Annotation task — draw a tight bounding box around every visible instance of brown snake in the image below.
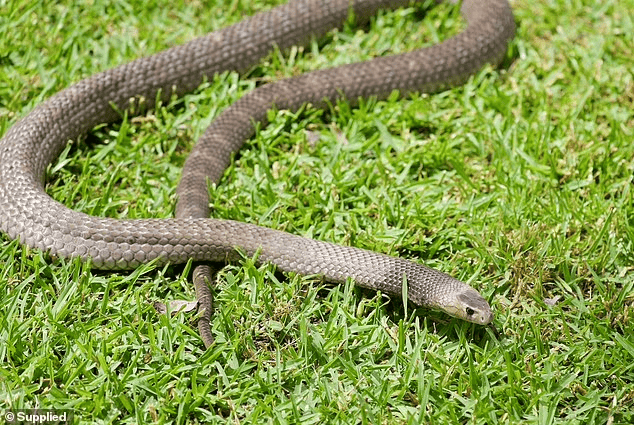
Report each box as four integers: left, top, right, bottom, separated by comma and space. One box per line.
0, 0, 515, 347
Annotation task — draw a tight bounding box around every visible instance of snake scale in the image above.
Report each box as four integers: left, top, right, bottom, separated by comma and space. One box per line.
0, 0, 515, 347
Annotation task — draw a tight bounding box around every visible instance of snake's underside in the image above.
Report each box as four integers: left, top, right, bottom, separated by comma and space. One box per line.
0, 0, 515, 347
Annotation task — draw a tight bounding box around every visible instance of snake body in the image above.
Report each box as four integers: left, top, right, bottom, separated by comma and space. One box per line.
0, 0, 515, 343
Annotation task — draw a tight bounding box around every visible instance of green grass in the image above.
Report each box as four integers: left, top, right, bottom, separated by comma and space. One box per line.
1, 0, 633, 423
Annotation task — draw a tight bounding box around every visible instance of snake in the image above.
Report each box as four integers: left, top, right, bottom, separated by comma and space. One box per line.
0, 0, 515, 347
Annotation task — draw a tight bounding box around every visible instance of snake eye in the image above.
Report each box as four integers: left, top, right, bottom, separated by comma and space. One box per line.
465, 307, 475, 317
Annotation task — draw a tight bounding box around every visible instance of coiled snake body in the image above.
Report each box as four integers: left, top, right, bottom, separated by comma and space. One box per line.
0, 0, 515, 346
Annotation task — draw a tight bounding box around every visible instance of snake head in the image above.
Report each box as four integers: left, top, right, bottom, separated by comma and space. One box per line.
401, 265, 494, 325
441, 287, 494, 325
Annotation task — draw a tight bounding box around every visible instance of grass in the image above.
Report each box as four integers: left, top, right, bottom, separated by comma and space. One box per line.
1, 0, 633, 423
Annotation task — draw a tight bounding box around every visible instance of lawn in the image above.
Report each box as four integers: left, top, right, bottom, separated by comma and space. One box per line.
1, 0, 633, 423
